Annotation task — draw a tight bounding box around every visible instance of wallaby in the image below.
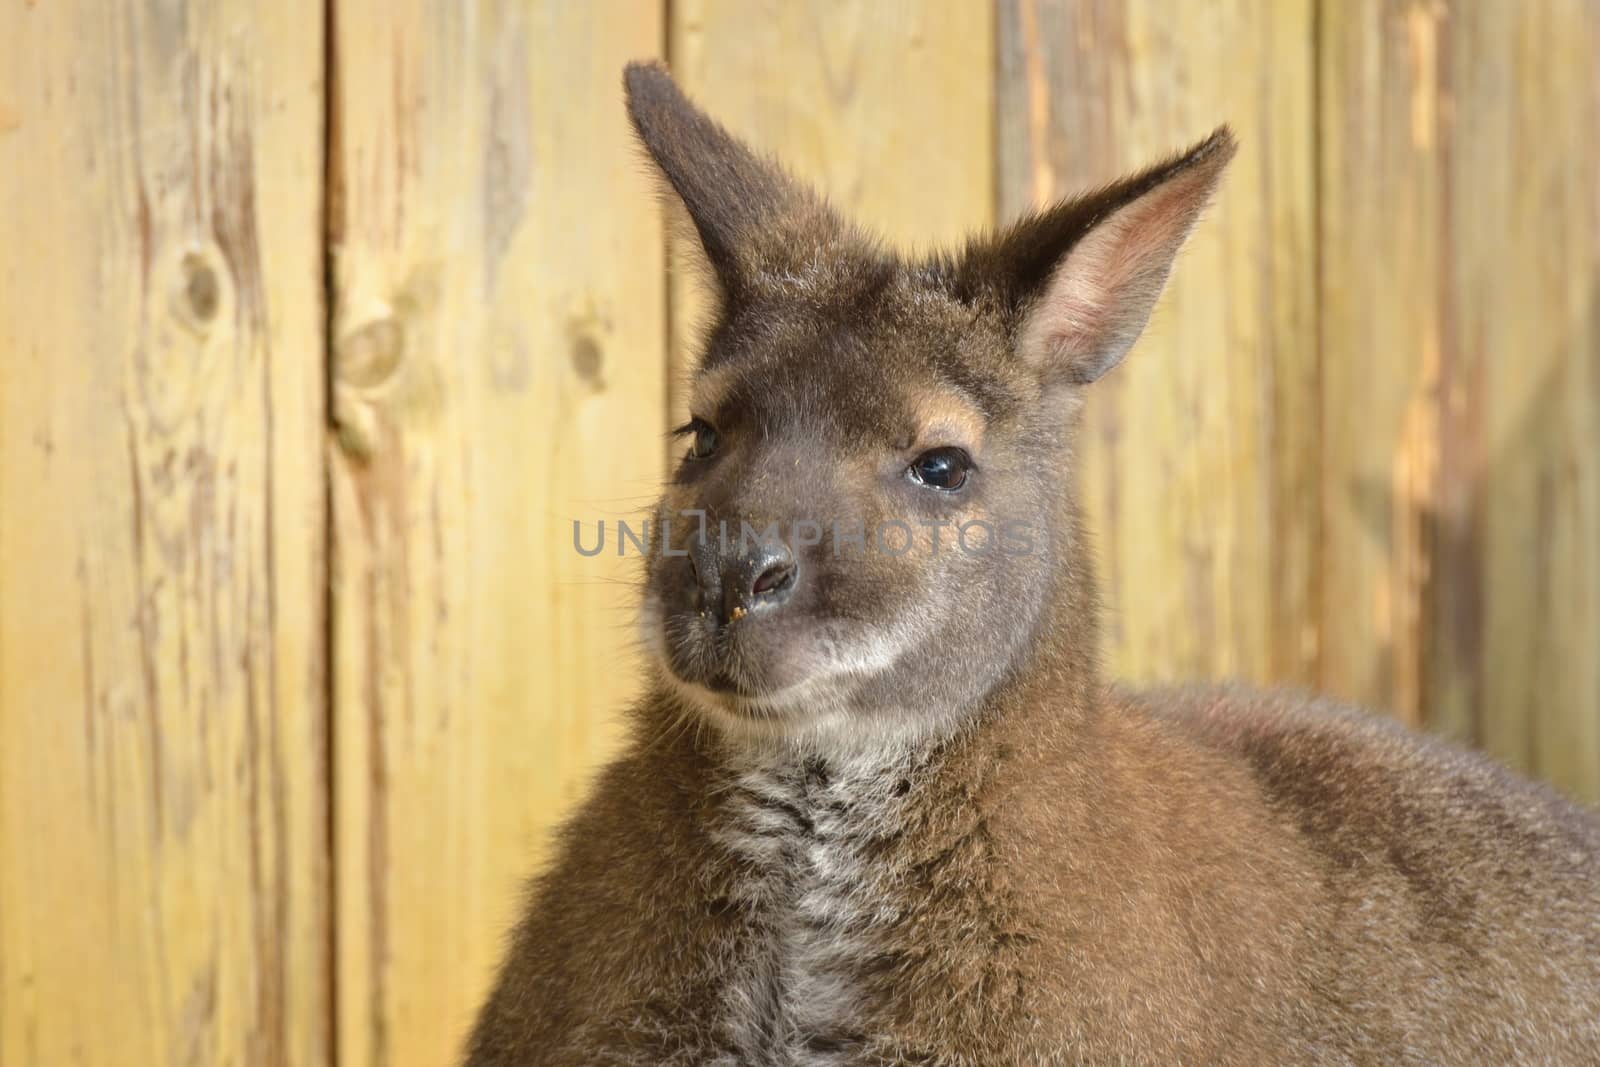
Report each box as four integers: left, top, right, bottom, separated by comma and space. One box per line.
465, 62, 1600, 1066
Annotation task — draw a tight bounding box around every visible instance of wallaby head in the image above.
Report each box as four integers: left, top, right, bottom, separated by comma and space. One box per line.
625, 62, 1235, 745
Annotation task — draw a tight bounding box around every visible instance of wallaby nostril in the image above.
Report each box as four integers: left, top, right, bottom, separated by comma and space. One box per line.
751, 560, 796, 598
711, 541, 796, 622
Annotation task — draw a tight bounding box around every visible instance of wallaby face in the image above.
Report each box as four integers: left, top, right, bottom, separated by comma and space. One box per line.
466, 63, 1600, 1067
631, 63, 1233, 743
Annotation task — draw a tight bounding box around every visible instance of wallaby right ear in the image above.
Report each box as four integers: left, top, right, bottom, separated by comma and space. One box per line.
623, 61, 829, 295
959, 128, 1236, 387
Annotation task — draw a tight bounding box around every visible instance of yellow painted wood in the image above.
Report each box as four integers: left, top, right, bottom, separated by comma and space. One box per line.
667, 0, 996, 420
997, 0, 1320, 688
327, 3, 667, 1064
0, 2, 329, 1065
1320, 0, 1600, 799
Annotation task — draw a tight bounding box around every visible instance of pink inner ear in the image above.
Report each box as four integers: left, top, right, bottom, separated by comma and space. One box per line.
1019, 162, 1226, 383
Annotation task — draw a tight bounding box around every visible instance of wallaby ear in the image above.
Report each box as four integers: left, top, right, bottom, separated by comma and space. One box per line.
972, 128, 1237, 386
623, 61, 831, 295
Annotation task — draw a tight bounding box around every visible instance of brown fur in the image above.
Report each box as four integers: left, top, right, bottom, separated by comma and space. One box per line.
465, 63, 1600, 1065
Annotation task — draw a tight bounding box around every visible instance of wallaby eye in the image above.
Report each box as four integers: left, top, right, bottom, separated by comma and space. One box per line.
674, 417, 720, 461
908, 447, 971, 491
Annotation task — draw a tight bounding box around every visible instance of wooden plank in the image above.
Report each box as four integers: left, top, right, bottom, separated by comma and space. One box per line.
667, 0, 996, 420
0, 3, 329, 1065
997, 0, 1320, 688
1319, 0, 1600, 800
1317, 0, 1443, 733
326, 3, 667, 1064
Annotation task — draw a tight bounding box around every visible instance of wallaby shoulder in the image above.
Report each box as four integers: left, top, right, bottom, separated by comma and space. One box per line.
464, 728, 735, 1066
1125, 681, 1600, 862
1112, 681, 1600, 1060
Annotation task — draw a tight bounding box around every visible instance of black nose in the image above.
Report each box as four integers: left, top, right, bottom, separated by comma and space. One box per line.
688, 535, 798, 624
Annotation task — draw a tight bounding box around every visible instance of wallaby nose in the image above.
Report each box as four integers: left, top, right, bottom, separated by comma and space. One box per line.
724, 541, 797, 619
688, 535, 797, 623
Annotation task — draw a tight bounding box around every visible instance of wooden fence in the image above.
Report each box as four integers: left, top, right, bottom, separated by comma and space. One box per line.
2, 1, 1596, 1064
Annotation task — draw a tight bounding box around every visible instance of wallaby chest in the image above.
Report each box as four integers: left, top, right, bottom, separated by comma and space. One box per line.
706, 750, 911, 1066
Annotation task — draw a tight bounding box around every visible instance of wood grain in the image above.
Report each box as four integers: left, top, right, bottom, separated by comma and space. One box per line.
326, 3, 667, 1064
0, 2, 329, 1065
667, 0, 996, 420
1319, 0, 1600, 799
997, 0, 1321, 688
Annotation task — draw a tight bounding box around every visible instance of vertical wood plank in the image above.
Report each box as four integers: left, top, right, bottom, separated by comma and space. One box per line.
327, 3, 667, 1064
1317, 0, 1442, 733
0, 3, 329, 1065
997, 0, 1321, 688
1319, 0, 1600, 799
667, 0, 996, 420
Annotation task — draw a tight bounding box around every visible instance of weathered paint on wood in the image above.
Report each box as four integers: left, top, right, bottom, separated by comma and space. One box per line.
997, 0, 1321, 689
667, 0, 996, 419
326, 3, 666, 1065
0, 2, 329, 1065
1319, 0, 1600, 800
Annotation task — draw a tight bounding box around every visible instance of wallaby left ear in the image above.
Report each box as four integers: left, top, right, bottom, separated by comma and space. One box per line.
623, 61, 838, 299
972, 127, 1236, 386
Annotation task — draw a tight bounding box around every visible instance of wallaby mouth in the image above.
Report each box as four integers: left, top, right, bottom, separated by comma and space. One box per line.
649, 542, 827, 713
641, 517, 919, 727
700, 671, 746, 697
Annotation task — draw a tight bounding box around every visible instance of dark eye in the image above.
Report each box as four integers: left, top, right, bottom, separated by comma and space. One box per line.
675, 417, 719, 461
908, 447, 971, 491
